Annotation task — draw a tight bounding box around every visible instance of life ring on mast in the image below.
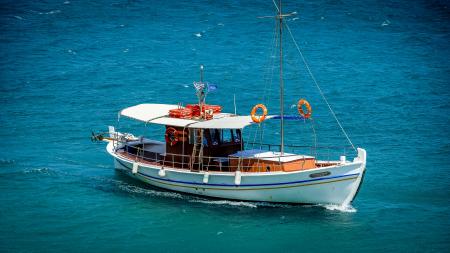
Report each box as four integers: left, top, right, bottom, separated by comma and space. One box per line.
251, 104, 268, 123
297, 99, 312, 119
165, 127, 179, 146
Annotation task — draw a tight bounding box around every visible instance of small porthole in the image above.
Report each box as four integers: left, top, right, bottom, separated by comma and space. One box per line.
266, 166, 271, 172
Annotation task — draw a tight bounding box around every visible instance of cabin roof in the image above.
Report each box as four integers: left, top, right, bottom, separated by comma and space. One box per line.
119, 103, 274, 129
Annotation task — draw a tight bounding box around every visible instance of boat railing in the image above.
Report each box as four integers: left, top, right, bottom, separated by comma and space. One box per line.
116, 142, 355, 173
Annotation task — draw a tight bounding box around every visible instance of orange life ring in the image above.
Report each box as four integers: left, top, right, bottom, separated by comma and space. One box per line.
165, 127, 188, 146
251, 104, 268, 123
165, 127, 178, 146
297, 99, 312, 119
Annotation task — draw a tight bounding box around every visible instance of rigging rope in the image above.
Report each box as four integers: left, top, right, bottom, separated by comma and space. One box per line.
257, 13, 279, 150
271, 0, 356, 151
284, 23, 356, 151
272, 0, 280, 12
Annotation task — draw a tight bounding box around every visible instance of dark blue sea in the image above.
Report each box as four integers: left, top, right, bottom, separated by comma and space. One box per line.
1, 0, 449, 252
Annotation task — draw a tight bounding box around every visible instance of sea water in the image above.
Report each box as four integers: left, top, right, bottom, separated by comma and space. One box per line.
0, 0, 449, 252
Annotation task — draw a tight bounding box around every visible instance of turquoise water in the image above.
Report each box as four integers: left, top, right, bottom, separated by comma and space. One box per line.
1, 0, 449, 252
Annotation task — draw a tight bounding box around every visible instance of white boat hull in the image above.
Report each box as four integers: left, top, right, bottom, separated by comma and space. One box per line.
107, 142, 366, 205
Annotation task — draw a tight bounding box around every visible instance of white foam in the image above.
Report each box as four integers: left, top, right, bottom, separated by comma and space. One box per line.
189, 199, 258, 208
320, 204, 357, 213
116, 183, 184, 199
251, 202, 292, 208
0, 159, 15, 164
23, 167, 54, 175
189, 199, 294, 208
38, 10, 61, 15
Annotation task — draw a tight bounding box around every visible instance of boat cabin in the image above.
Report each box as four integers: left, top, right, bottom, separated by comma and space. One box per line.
115, 103, 317, 173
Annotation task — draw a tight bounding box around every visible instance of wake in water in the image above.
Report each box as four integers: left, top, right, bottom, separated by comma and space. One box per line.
13, 162, 357, 213
188, 199, 303, 209
319, 204, 357, 213
27, 9, 62, 15
24, 166, 357, 212
0, 159, 15, 165
115, 181, 184, 200
189, 199, 258, 208
23, 167, 55, 175
189, 199, 357, 212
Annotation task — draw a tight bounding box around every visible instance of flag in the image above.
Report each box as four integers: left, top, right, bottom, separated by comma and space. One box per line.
207, 83, 218, 93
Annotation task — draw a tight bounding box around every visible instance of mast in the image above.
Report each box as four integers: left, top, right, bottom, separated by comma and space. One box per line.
198, 65, 205, 119
278, 0, 284, 154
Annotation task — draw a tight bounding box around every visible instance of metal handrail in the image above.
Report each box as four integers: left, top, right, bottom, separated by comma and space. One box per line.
116, 145, 350, 173
113, 139, 356, 161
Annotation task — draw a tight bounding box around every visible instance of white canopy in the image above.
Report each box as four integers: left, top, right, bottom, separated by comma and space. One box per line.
119, 104, 180, 122
119, 103, 274, 129
190, 115, 255, 129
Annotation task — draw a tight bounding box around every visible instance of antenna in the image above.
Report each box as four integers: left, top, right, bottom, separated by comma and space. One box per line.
233, 93, 237, 115
200, 64, 204, 83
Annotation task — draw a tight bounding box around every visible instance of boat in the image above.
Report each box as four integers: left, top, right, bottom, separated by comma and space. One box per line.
92, 1, 366, 205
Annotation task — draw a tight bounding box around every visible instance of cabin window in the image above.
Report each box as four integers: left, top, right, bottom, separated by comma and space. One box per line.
203, 131, 209, 147
235, 129, 242, 143
189, 129, 196, 144
211, 129, 220, 146
221, 129, 234, 143
190, 129, 241, 145
189, 129, 209, 146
